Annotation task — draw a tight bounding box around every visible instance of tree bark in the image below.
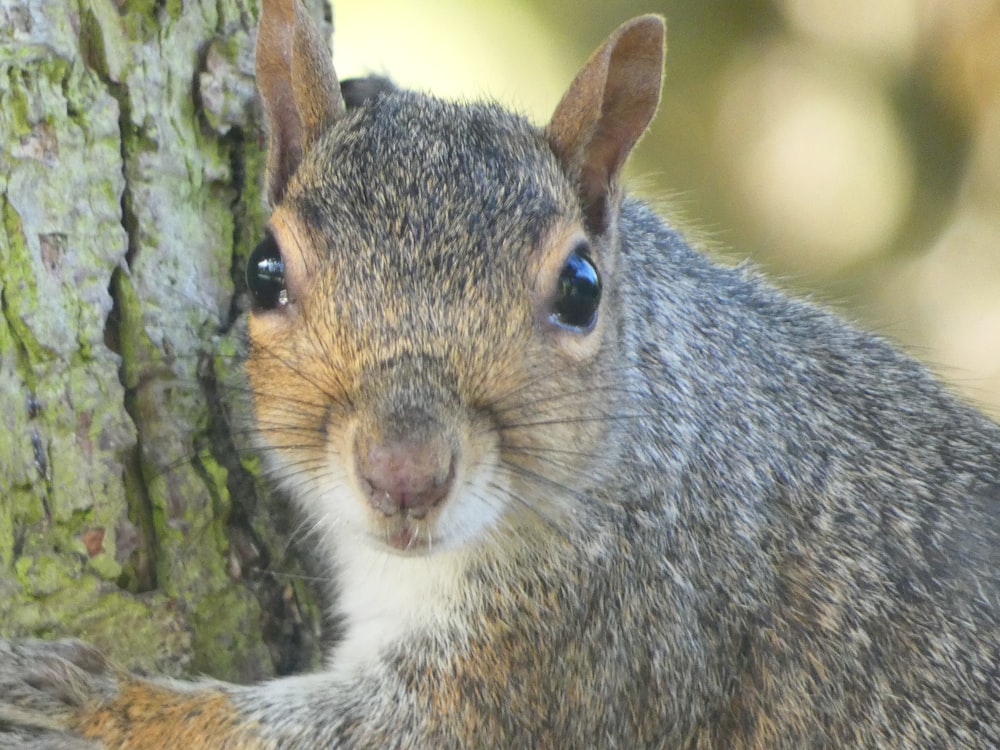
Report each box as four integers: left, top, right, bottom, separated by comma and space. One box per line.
0, 0, 324, 681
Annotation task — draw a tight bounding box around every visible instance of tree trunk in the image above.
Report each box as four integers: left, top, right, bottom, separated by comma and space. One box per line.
0, 0, 324, 681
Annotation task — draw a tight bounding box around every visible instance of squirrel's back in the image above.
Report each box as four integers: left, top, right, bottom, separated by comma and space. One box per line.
613, 198, 1000, 744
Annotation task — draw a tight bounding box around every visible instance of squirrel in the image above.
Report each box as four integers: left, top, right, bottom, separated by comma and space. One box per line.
1, 0, 999, 747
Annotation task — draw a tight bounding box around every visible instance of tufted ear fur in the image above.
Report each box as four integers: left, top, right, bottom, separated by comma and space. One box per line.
546, 16, 665, 236
256, 0, 346, 204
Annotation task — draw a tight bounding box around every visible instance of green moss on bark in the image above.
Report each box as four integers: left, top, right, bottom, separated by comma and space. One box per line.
1, 0, 321, 685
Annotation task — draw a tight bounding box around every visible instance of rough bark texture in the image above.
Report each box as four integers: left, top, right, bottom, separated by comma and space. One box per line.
0, 0, 325, 681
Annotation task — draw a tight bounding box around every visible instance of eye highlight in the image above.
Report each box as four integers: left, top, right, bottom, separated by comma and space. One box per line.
550, 242, 601, 332
247, 233, 287, 310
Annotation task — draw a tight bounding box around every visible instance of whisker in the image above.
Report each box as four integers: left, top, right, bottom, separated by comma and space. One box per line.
479, 480, 568, 541
499, 413, 650, 431
496, 458, 597, 509
485, 360, 638, 411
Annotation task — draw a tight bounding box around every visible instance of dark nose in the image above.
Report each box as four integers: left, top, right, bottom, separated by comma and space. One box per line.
356, 436, 456, 517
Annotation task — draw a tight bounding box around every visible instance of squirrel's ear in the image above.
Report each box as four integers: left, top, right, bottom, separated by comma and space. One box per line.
256, 0, 346, 204
546, 16, 665, 236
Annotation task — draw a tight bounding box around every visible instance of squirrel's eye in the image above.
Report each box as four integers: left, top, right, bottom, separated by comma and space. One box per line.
247, 233, 286, 310
551, 243, 601, 331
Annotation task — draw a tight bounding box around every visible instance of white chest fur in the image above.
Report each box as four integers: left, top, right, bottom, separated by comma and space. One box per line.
325, 535, 469, 678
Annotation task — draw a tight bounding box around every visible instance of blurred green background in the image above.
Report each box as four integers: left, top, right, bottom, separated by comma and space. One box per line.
331, 0, 1000, 417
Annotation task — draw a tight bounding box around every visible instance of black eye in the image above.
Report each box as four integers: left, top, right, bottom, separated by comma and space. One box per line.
551, 243, 601, 331
247, 233, 286, 310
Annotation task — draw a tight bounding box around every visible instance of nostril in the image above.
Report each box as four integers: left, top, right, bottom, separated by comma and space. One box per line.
363, 480, 399, 517
356, 437, 456, 517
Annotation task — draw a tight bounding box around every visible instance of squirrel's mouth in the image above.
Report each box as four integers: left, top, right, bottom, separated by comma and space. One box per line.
372, 516, 439, 555
386, 526, 418, 551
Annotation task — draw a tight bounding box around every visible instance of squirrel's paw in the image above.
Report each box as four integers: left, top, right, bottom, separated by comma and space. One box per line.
0, 638, 116, 749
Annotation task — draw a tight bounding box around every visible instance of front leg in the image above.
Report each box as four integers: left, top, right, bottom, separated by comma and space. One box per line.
0, 638, 430, 749
221, 663, 432, 749
0, 639, 267, 749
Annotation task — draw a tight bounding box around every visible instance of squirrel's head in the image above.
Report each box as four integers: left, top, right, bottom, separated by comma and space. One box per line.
247, 0, 664, 557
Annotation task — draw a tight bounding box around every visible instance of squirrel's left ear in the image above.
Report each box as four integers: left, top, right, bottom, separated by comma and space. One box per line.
546, 16, 665, 236
256, 0, 346, 205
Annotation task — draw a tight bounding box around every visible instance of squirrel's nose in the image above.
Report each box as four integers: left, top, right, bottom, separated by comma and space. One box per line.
356, 436, 456, 517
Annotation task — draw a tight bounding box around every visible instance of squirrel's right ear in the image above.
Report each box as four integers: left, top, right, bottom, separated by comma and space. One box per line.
546, 16, 665, 236
256, 0, 346, 204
